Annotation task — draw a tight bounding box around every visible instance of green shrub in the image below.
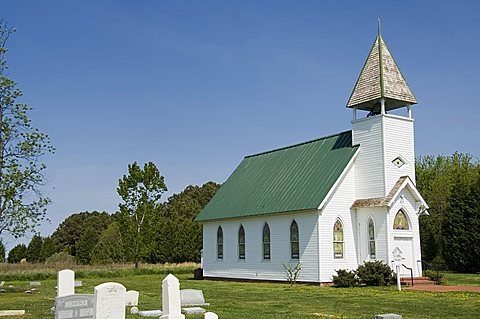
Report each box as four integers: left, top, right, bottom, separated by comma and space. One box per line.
45, 252, 76, 265
332, 269, 358, 287
424, 269, 445, 284
356, 261, 395, 286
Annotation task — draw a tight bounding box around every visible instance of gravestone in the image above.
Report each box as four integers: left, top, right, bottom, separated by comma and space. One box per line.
375, 314, 402, 319
138, 310, 163, 317
93, 282, 126, 319
54, 294, 94, 319
0, 281, 4, 287
0, 310, 26, 316
75, 281, 83, 288
125, 290, 139, 306
204, 312, 218, 319
58, 270, 75, 297
180, 289, 210, 306
182, 307, 205, 315
29, 282, 41, 286
160, 274, 185, 319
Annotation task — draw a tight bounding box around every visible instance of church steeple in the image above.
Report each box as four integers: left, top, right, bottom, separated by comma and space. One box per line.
347, 21, 417, 112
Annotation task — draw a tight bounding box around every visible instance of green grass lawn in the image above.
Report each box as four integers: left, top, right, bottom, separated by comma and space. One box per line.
1, 271, 479, 319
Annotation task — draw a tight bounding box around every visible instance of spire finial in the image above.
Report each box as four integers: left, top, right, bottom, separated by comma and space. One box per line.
378, 17, 381, 37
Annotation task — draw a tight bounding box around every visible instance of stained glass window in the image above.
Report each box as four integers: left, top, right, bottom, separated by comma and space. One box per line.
290, 221, 299, 260
368, 218, 376, 259
238, 225, 245, 259
263, 223, 270, 260
217, 226, 223, 259
333, 219, 344, 259
393, 210, 409, 230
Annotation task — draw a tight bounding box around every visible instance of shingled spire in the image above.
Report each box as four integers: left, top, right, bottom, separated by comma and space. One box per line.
347, 22, 417, 112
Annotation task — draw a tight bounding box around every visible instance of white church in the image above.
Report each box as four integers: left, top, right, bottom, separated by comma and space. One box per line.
196, 29, 429, 283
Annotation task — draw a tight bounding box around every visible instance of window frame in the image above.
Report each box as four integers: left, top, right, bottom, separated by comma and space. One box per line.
290, 220, 299, 260
333, 218, 344, 259
393, 209, 410, 230
262, 223, 271, 260
238, 225, 246, 260
367, 217, 376, 259
217, 226, 223, 260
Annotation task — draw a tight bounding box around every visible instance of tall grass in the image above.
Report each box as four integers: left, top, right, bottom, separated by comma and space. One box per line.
0, 262, 199, 281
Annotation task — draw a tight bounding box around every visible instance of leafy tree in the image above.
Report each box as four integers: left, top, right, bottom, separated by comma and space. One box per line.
26, 234, 43, 262
51, 211, 111, 256
416, 153, 479, 264
92, 222, 125, 264
7, 243, 26, 263
442, 171, 480, 272
117, 162, 167, 269
163, 181, 221, 220
75, 226, 99, 265
0, 20, 54, 239
39, 236, 57, 262
0, 239, 5, 262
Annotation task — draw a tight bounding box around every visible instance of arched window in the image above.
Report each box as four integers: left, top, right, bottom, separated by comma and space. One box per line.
238, 225, 245, 260
393, 210, 410, 230
290, 220, 299, 260
367, 217, 376, 259
262, 223, 271, 260
217, 226, 223, 259
333, 219, 344, 259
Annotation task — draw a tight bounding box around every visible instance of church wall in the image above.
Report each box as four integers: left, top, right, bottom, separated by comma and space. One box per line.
202, 210, 319, 282
383, 115, 415, 191
387, 188, 422, 277
355, 207, 388, 264
352, 115, 385, 198
318, 164, 359, 282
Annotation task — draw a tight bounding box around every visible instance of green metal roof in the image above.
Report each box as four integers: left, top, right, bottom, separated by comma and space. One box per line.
196, 131, 359, 221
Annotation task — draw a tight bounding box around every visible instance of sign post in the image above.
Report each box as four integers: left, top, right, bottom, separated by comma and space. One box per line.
392, 247, 403, 291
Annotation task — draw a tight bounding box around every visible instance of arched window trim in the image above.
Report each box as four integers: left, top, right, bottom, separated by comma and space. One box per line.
262, 223, 271, 260
333, 218, 344, 259
238, 225, 245, 260
217, 226, 223, 259
290, 220, 299, 260
393, 209, 411, 230
367, 217, 376, 259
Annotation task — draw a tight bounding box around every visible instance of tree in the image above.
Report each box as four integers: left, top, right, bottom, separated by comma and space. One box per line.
7, 243, 26, 263
75, 226, 98, 264
39, 236, 57, 262
117, 162, 167, 269
92, 222, 125, 264
0, 20, 54, 239
26, 234, 43, 262
0, 239, 5, 262
163, 181, 221, 220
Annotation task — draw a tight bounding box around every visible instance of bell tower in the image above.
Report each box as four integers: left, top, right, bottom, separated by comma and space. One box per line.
348, 21, 418, 198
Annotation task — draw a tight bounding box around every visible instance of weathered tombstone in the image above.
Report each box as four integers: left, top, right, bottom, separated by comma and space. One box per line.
160, 274, 185, 319
29, 281, 41, 286
93, 282, 126, 319
75, 281, 83, 288
180, 289, 209, 306
58, 270, 75, 297
182, 307, 205, 315
0, 310, 26, 316
0, 281, 4, 287
375, 314, 402, 319
138, 310, 163, 317
125, 290, 139, 306
54, 294, 94, 319
204, 312, 218, 319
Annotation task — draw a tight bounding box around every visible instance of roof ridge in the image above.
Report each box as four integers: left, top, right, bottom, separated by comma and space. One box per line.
244, 130, 352, 159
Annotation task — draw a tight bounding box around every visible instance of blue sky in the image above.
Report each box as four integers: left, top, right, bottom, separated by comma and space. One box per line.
2, 1, 479, 249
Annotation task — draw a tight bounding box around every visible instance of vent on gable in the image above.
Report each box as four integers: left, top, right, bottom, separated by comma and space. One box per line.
392, 156, 407, 168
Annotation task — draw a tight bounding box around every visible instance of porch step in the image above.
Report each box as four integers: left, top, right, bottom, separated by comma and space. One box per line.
400, 277, 436, 287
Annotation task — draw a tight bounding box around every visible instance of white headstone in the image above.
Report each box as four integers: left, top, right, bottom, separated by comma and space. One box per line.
160, 274, 185, 319
57, 270, 75, 297
125, 290, 139, 306
93, 282, 126, 319
204, 312, 218, 319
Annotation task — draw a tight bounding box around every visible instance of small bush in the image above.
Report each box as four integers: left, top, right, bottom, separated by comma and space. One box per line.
424, 269, 444, 284
332, 269, 358, 287
356, 261, 395, 286
45, 252, 76, 265
283, 262, 302, 285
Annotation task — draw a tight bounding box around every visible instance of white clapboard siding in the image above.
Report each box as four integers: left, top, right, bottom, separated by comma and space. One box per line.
355, 207, 388, 264
387, 187, 422, 277
203, 210, 319, 282
383, 115, 415, 191
318, 164, 359, 282
352, 116, 385, 198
